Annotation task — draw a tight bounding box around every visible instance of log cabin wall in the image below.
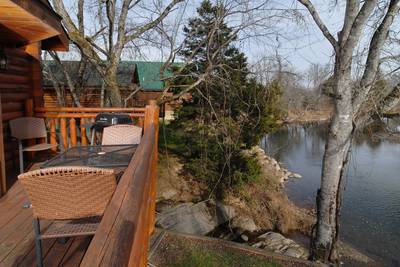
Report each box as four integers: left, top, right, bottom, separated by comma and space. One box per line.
43, 88, 175, 113
43, 87, 167, 108
0, 0, 68, 195
0, 47, 37, 187
43, 87, 134, 107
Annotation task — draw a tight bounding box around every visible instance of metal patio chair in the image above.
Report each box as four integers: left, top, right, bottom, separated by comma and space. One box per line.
9, 117, 57, 174
18, 166, 116, 267
101, 124, 142, 145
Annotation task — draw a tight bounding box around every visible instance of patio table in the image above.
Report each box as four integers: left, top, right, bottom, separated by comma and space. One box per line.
41, 144, 138, 169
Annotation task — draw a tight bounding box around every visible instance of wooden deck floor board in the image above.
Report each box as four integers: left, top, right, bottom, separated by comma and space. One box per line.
43, 238, 75, 267
14, 238, 57, 267
0, 182, 92, 267
0, 214, 33, 262
0, 209, 32, 244
0, 190, 28, 229
1, 221, 53, 266
59, 237, 92, 267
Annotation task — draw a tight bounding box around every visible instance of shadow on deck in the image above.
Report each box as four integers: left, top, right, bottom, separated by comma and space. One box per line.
0, 181, 92, 267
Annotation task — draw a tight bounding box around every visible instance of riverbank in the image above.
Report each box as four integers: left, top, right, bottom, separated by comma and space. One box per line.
284, 107, 332, 124
156, 146, 373, 265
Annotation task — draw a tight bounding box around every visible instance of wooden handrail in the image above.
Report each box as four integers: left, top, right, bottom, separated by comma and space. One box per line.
35, 107, 146, 113
35, 106, 146, 149
81, 102, 159, 266
35, 113, 144, 118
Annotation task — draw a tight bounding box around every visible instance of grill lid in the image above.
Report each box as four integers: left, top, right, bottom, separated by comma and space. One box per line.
92, 113, 132, 131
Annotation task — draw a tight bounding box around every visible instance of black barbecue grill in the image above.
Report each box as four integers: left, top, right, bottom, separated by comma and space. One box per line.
91, 113, 133, 144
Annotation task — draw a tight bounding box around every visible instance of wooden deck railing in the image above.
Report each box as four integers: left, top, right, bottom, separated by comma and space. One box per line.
79, 102, 159, 266
30, 102, 159, 266
34, 106, 146, 149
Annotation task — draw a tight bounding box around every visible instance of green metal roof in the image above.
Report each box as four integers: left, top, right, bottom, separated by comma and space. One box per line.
131, 61, 174, 91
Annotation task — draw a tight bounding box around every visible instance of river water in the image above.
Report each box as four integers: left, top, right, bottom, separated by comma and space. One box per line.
262, 123, 400, 266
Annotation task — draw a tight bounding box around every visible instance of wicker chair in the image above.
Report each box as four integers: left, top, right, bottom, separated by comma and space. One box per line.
18, 167, 116, 267
101, 124, 142, 145
9, 117, 57, 174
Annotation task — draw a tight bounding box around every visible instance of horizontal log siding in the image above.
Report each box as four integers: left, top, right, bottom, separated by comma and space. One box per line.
43, 87, 164, 108
0, 47, 34, 182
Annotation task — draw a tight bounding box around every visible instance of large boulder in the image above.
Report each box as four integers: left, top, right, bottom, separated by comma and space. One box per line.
253, 232, 309, 260
231, 216, 258, 233
156, 202, 235, 235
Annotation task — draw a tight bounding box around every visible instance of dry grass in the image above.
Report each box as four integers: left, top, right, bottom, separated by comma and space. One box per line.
224, 152, 315, 235
286, 107, 333, 124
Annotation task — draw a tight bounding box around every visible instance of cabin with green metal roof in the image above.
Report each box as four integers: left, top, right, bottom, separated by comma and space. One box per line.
42, 61, 175, 107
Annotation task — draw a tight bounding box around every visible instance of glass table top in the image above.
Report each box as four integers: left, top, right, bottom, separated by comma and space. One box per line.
41, 145, 138, 168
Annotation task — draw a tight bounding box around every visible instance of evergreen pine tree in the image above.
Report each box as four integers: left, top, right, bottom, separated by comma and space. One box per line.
165, 0, 283, 195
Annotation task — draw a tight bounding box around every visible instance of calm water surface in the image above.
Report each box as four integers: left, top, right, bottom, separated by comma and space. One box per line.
262, 124, 400, 266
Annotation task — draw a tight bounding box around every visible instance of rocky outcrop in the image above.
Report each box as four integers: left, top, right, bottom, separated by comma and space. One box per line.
250, 146, 302, 184
156, 201, 235, 236
231, 216, 258, 233
252, 232, 309, 260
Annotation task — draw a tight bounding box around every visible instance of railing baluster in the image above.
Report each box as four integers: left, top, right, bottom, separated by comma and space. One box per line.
80, 118, 88, 146
34, 107, 147, 151
70, 118, 77, 147
49, 119, 57, 152
60, 118, 68, 150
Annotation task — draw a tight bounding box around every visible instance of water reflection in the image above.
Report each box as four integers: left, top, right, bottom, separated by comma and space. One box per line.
262, 122, 400, 266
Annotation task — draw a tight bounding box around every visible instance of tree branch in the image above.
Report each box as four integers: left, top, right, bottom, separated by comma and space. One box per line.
354, 0, 400, 113
342, 0, 377, 57
125, 0, 184, 44
52, 0, 106, 76
49, 51, 82, 107
339, 0, 359, 44
297, 0, 339, 52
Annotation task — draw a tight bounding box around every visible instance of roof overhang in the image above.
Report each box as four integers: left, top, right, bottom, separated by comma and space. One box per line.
0, 0, 68, 51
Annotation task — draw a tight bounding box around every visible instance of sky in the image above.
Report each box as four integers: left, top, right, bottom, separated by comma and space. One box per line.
241, 0, 344, 70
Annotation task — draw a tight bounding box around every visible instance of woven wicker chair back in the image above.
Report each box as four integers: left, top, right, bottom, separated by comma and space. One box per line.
18, 167, 116, 220
101, 124, 142, 145
9, 117, 47, 140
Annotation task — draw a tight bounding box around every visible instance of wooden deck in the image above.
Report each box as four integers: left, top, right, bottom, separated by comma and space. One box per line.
0, 181, 92, 267
0, 103, 159, 266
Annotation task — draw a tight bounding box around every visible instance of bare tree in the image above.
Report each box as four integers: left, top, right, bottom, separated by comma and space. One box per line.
157, 0, 293, 104
297, 0, 400, 263
51, 0, 184, 106
48, 51, 83, 107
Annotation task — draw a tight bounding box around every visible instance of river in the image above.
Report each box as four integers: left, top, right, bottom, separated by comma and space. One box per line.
262, 123, 400, 267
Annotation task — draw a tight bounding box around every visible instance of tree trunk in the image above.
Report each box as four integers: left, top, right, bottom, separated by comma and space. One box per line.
103, 69, 122, 107
100, 82, 105, 108
310, 56, 353, 263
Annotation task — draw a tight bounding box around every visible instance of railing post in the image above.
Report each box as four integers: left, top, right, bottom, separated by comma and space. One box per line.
144, 100, 159, 133
144, 100, 159, 236
25, 99, 37, 158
